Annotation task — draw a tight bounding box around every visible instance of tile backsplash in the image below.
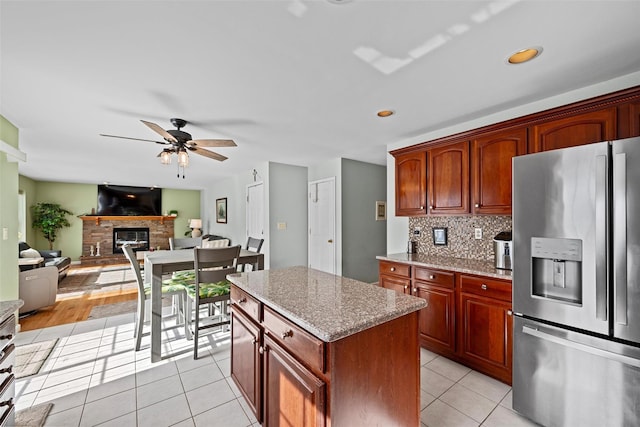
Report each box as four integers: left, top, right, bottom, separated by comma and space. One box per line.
408, 215, 512, 261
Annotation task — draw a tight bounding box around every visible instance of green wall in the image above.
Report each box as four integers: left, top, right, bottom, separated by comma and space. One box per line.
0, 115, 20, 301
16, 180, 201, 260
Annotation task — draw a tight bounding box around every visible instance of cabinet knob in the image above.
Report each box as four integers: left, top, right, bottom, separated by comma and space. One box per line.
429, 275, 435, 280
429, 205, 433, 210
475, 203, 480, 208
258, 346, 265, 354
481, 284, 488, 290
390, 267, 396, 272
413, 288, 417, 293
507, 310, 513, 316
281, 329, 293, 339
403, 285, 409, 290
251, 337, 258, 345
420, 206, 424, 209
238, 297, 247, 304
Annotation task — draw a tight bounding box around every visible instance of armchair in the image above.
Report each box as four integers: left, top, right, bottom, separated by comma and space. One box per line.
19, 266, 58, 315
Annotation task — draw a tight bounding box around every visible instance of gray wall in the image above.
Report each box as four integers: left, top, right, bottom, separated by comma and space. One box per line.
269, 162, 308, 269
341, 159, 386, 283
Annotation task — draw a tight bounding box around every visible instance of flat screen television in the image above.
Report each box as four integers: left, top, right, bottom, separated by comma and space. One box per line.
96, 185, 162, 216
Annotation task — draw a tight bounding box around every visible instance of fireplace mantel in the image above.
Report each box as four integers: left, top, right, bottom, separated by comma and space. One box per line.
79, 215, 176, 226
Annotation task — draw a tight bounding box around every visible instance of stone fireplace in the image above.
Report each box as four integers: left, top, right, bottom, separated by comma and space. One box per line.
80, 215, 175, 265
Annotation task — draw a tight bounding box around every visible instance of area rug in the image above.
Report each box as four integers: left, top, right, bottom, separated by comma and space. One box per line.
57, 265, 137, 295
15, 339, 58, 379
15, 403, 53, 427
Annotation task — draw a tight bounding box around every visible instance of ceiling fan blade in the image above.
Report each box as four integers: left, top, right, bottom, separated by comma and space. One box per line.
188, 138, 237, 148
141, 120, 178, 143
190, 147, 228, 162
100, 134, 168, 145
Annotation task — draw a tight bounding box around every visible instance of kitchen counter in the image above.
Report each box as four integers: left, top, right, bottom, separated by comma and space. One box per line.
227, 265, 426, 342
377, 253, 512, 281
0, 300, 23, 320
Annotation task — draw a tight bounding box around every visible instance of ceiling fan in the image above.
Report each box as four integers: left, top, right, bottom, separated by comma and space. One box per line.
100, 118, 236, 178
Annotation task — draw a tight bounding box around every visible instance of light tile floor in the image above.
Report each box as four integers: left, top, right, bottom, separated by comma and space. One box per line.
15, 309, 539, 427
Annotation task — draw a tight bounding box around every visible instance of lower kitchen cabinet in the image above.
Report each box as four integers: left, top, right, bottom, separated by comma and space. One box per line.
231, 308, 262, 422
378, 261, 514, 384
458, 274, 513, 385
413, 267, 456, 356
263, 335, 326, 427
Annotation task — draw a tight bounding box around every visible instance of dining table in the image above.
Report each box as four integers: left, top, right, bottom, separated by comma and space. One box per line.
143, 248, 264, 362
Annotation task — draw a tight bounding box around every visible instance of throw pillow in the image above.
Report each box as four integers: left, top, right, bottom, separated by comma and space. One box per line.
20, 248, 42, 258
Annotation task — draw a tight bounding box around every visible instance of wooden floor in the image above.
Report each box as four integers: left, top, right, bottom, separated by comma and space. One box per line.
19, 264, 138, 332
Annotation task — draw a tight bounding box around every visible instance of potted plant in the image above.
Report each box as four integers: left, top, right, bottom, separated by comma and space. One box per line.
31, 202, 73, 250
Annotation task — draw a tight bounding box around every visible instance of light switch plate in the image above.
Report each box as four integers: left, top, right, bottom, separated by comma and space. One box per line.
474, 228, 482, 239
277, 222, 287, 230
2, 228, 8, 240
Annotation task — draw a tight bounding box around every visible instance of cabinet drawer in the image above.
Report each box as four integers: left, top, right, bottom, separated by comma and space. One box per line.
0, 317, 15, 351
231, 286, 261, 323
379, 261, 410, 278
0, 345, 13, 390
263, 306, 325, 374
460, 275, 512, 302
0, 375, 13, 426
414, 267, 454, 288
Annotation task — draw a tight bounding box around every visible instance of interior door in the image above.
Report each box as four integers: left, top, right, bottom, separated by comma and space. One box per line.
308, 178, 335, 274
246, 182, 264, 243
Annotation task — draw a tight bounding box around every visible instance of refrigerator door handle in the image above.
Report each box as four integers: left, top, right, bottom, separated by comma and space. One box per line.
613, 152, 628, 326
595, 154, 608, 321
522, 324, 640, 368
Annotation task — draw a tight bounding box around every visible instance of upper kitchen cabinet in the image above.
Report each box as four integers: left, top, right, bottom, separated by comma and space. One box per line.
530, 108, 616, 153
471, 128, 527, 215
395, 151, 427, 216
427, 141, 469, 215
617, 100, 640, 139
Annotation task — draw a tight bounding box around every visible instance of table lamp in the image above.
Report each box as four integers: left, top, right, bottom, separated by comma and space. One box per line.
189, 219, 202, 238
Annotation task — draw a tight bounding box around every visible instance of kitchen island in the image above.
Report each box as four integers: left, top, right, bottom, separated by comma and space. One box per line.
227, 266, 427, 427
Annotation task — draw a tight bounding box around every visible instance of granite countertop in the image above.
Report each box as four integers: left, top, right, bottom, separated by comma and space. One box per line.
0, 300, 23, 320
227, 266, 426, 343
376, 253, 512, 281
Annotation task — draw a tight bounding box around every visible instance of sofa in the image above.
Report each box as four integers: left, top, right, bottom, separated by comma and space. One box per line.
18, 241, 71, 280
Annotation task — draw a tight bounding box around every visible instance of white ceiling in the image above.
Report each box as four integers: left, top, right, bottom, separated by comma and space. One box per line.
2, 0, 640, 190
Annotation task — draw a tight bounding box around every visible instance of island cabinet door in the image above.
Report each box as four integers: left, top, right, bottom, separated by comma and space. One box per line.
263, 335, 326, 427
231, 307, 263, 422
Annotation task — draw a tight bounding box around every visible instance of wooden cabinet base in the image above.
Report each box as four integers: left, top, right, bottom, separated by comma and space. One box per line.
231, 285, 422, 427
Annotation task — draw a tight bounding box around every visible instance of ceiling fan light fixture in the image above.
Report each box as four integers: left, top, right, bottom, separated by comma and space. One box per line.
160, 150, 172, 165
177, 149, 189, 167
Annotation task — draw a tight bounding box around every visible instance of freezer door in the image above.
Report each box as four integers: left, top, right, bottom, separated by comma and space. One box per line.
612, 136, 640, 343
513, 317, 640, 427
513, 142, 609, 335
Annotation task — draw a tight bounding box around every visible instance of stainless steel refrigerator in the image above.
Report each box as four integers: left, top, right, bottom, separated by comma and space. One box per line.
512, 137, 640, 427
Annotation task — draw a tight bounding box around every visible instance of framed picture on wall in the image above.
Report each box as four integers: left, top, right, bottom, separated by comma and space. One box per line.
216, 198, 227, 223
432, 227, 448, 245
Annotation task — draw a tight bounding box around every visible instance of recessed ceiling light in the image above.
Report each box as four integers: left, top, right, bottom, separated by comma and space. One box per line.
507, 47, 542, 64
377, 110, 394, 118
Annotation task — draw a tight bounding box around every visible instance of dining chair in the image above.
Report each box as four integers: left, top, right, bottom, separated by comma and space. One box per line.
240, 236, 264, 272
185, 245, 240, 359
168, 236, 203, 250
122, 244, 188, 351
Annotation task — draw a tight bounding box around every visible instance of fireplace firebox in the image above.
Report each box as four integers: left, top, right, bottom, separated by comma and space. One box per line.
113, 227, 149, 254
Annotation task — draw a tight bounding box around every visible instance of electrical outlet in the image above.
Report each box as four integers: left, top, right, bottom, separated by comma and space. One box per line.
413, 228, 421, 237
474, 228, 482, 239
